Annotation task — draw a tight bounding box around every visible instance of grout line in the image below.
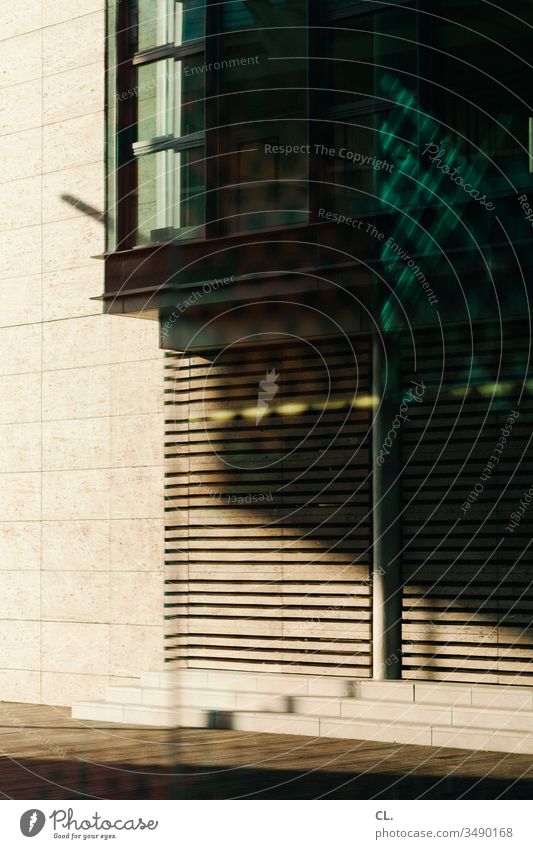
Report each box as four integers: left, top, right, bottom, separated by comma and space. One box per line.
0, 8, 107, 45
0, 158, 103, 189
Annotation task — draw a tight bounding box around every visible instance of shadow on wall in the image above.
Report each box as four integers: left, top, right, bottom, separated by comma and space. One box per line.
164, 336, 375, 677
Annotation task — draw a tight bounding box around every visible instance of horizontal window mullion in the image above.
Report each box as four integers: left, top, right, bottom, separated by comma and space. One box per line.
133, 38, 205, 66
327, 100, 392, 119
133, 131, 205, 156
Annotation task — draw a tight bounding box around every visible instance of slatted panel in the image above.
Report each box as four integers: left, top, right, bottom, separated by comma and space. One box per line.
164, 337, 373, 675
401, 321, 533, 684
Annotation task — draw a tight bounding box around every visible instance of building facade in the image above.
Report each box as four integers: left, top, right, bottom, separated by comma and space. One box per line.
2, 0, 533, 748
0, 2, 166, 707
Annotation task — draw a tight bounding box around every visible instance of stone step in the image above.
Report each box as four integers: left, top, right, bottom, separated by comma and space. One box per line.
72, 689, 533, 752
105, 685, 180, 707
72, 699, 178, 727
151, 668, 533, 710
178, 690, 533, 733
179, 709, 533, 755
140, 671, 181, 690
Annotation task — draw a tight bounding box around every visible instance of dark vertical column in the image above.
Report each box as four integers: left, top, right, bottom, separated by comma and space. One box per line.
115, 0, 137, 250
372, 330, 403, 679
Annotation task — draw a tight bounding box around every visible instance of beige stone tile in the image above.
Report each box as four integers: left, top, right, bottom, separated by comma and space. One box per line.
43, 163, 104, 224
111, 413, 163, 468
0, 128, 42, 184
0, 473, 41, 521
0, 79, 42, 136
0, 671, 41, 703
0, 31, 42, 89
42, 469, 110, 520
110, 625, 164, 677
42, 365, 110, 421
43, 0, 105, 28
0, 571, 40, 619
43, 216, 104, 274
109, 315, 162, 363
43, 113, 104, 173
111, 359, 164, 416
111, 467, 163, 519
109, 675, 140, 689
42, 571, 110, 623
42, 316, 110, 371
0, 226, 41, 279
42, 622, 109, 674
43, 272, 103, 321
0, 422, 41, 473
0, 325, 41, 376
43, 63, 104, 125
43, 12, 105, 76
42, 520, 109, 571
110, 572, 163, 626
0, 373, 41, 424
110, 519, 163, 573
0, 4, 42, 40
0, 620, 40, 670
0, 522, 41, 569
0, 177, 42, 231
42, 672, 109, 707
0, 327, 42, 380
42, 417, 110, 471
0, 276, 42, 327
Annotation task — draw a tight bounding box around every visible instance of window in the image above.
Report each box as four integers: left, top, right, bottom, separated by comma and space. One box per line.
419, 0, 533, 184
216, 0, 309, 234
110, 1, 206, 247
318, 0, 417, 216
108, 0, 310, 249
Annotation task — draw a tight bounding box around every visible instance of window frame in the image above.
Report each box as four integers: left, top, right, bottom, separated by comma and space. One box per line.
113, 1, 207, 249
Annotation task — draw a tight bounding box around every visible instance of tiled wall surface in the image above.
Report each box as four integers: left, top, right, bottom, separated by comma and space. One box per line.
0, 4, 166, 706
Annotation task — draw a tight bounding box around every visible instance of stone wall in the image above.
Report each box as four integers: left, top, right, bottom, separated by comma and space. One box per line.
0, 2, 166, 705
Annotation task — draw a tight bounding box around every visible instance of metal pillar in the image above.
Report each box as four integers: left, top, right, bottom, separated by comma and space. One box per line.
372, 330, 403, 679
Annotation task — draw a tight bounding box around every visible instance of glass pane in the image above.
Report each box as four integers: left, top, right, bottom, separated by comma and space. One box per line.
221, 0, 307, 120
219, 0, 308, 233
137, 0, 205, 51
325, 9, 416, 111
320, 112, 395, 216
175, 0, 205, 45
137, 0, 173, 52
174, 56, 205, 136
136, 148, 205, 245
173, 147, 205, 236
137, 151, 169, 245
136, 59, 173, 141
421, 0, 533, 181
218, 122, 309, 234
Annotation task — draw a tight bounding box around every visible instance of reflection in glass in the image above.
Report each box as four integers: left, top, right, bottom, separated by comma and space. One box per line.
137, 0, 173, 52
173, 147, 205, 235
137, 60, 173, 142
219, 0, 308, 232
175, 57, 205, 137
136, 148, 205, 244
176, 0, 205, 45
138, 0, 205, 51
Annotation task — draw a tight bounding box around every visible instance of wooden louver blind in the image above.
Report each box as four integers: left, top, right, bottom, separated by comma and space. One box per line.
164, 337, 373, 676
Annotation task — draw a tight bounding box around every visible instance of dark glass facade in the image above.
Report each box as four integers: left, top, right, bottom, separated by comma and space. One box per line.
106, 1, 533, 323
104, 1, 533, 686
